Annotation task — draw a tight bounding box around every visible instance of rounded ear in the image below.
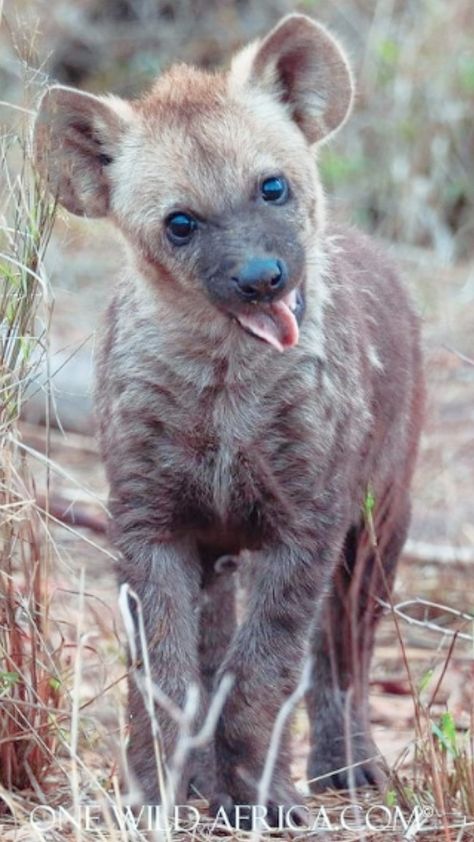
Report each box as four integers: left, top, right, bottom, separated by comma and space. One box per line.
34, 85, 133, 217
230, 14, 354, 144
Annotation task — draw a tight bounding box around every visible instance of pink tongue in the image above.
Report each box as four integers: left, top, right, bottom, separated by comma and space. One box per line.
236, 294, 299, 352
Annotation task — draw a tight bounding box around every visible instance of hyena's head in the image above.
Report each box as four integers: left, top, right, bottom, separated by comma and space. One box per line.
35, 15, 353, 352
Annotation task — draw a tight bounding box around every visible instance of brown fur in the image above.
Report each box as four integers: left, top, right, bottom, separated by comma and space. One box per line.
35, 14, 424, 828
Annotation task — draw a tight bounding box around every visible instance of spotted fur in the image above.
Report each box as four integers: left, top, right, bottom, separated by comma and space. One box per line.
35, 14, 424, 826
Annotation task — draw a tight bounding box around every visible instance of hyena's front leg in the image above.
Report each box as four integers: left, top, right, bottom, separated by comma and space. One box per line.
117, 537, 204, 804
212, 539, 340, 827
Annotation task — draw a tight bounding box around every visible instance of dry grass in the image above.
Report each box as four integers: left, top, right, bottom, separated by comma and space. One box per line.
0, 120, 125, 835
0, 115, 62, 797
316, 0, 474, 261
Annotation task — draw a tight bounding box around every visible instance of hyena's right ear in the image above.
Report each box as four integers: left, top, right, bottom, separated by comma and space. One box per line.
34, 86, 133, 217
230, 14, 354, 145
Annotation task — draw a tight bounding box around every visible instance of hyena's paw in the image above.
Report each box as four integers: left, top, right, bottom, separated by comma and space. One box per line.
307, 730, 386, 793
187, 744, 217, 800
210, 777, 307, 830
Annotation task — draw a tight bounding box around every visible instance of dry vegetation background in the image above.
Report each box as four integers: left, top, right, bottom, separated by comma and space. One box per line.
0, 0, 473, 840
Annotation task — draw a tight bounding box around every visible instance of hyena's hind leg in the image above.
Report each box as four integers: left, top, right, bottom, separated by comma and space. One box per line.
198, 548, 238, 691
188, 549, 238, 799
306, 496, 411, 792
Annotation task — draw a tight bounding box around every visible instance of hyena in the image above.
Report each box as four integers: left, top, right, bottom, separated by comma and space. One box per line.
35, 13, 424, 825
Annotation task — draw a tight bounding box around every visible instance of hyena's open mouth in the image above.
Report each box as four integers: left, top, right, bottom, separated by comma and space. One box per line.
234, 287, 305, 352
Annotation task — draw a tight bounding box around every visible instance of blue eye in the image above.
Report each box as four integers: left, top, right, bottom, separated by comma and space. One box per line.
261, 176, 289, 204
166, 212, 197, 245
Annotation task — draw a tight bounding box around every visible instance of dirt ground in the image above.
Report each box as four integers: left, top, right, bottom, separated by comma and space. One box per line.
17, 216, 474, 834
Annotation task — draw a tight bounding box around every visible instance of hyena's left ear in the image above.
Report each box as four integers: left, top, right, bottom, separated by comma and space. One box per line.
230, 14, 354, 144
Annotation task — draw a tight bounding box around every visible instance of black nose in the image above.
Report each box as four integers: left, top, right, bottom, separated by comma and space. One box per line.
232, 257, 288, 302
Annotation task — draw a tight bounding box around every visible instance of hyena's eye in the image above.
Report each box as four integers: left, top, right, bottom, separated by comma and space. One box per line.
165, 212, 197, 245
261, 176, 289, 204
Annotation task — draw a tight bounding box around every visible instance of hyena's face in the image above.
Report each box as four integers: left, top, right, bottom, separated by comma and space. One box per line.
35, 14, 354, 351
109, 79, 321, 351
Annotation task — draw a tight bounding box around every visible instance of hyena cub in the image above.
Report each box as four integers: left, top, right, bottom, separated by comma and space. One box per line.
36, 13, 423, 824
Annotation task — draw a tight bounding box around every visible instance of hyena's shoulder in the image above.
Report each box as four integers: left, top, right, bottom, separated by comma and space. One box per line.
324, 223, 421, 365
